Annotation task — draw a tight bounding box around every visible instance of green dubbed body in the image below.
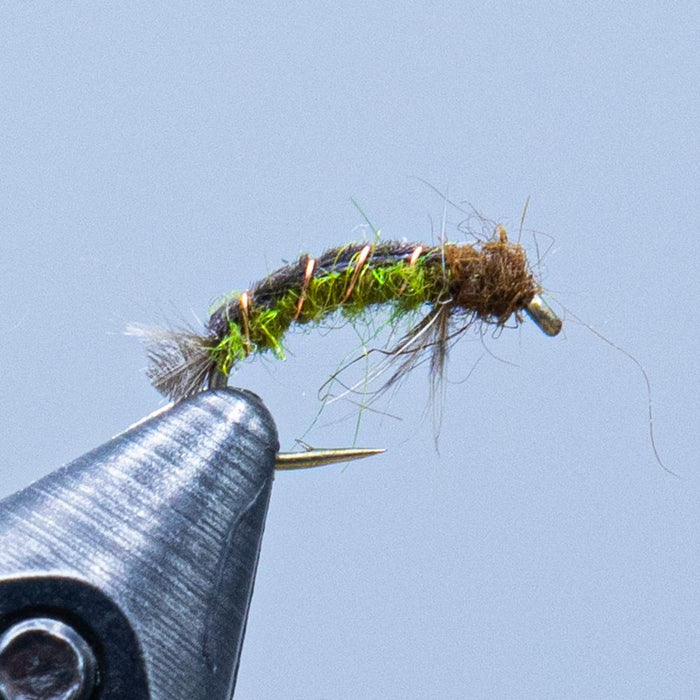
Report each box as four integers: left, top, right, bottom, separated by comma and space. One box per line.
212, 246, 447, 374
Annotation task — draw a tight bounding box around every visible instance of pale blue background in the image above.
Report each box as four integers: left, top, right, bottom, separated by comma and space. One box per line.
1, 3, 698, 698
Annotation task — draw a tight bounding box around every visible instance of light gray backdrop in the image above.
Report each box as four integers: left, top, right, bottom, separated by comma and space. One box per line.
1, 3, 698, 698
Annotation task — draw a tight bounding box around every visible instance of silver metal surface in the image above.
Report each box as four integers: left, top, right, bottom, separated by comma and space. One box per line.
0, 388, 279, 699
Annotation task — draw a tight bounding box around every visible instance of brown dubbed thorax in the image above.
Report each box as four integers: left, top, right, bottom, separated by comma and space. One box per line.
445, 236, 538, 324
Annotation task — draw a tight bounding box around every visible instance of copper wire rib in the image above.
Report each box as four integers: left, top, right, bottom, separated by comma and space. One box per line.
343, 244, 372, 300
293, 256, 317, 320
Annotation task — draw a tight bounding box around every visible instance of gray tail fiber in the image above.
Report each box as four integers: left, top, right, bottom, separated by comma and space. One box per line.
127, 324, 214, 401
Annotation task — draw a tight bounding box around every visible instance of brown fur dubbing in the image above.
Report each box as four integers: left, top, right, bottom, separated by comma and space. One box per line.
444, 236, 538, 324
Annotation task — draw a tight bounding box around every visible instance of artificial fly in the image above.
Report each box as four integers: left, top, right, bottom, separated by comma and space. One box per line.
132, 226, 561, 469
